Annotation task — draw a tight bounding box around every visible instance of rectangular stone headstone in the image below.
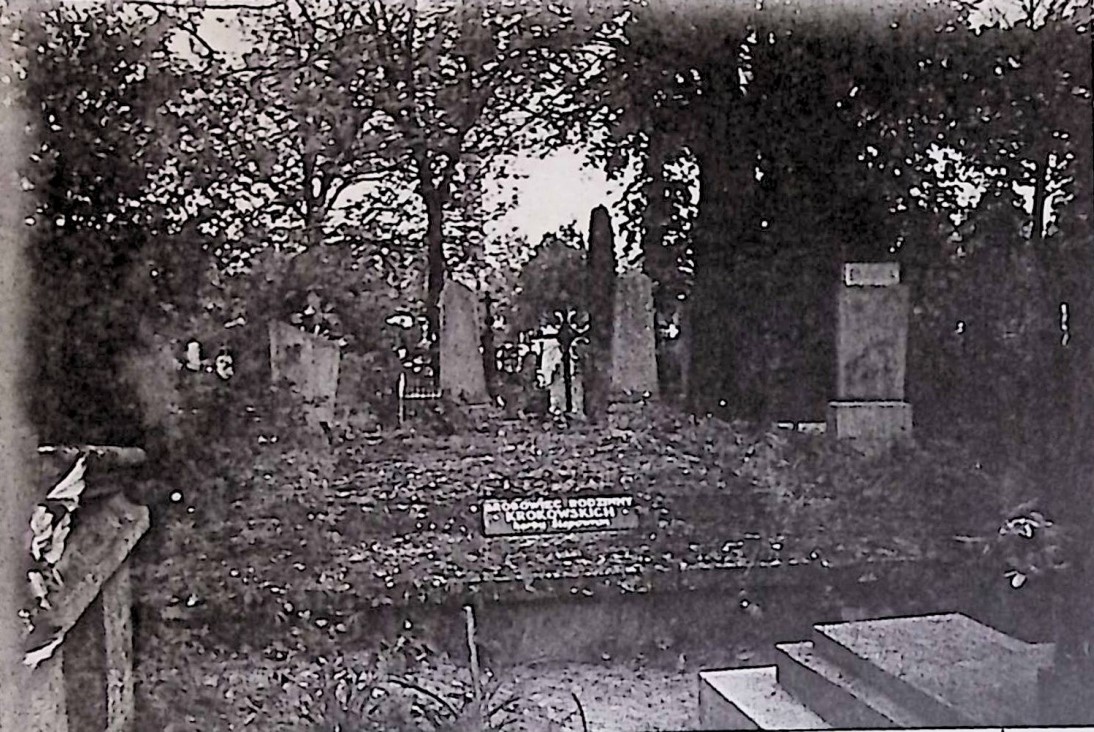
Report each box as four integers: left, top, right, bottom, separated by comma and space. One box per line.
440, 280, 489, 404
268, 321, 341, 427
830, 262, 912, 447
481, 495, 638, 536
610, 271, 659, 401
836, 270, 909, 401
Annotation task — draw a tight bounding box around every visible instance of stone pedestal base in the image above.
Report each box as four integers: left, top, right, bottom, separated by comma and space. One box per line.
827, 401, 912, 443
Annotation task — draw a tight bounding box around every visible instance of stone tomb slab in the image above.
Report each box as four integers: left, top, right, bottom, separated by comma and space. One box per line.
481, 495, 638, 537
812, 613, 1054, 726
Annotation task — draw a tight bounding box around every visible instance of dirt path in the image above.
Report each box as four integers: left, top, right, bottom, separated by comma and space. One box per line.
509, 662, 695, 732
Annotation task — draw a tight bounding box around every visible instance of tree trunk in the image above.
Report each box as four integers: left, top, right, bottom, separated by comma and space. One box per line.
640, 131, 673, 283
422, 184, 446, 377
1030, 150, 1051, 245
686, 91, 758, 416
585, 205, 617, 423
481, 293, 496, 400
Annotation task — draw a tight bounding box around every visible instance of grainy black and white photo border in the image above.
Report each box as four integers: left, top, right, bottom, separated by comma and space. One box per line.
0, 0, 1091, 729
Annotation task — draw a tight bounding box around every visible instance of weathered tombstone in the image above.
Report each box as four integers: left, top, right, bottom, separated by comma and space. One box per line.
827, 262, 912, 446
268, 320, 341, 428
439, 280, 489, 404
610, 270, 659, 402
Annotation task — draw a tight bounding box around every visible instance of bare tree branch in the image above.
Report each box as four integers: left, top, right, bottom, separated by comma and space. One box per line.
122, 0, 280, 9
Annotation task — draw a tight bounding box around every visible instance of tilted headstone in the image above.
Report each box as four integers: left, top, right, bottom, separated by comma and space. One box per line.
269, 321, 341, 428
827, 262, 912, 445
439, 280, 489, 404
611, 271, 660, 402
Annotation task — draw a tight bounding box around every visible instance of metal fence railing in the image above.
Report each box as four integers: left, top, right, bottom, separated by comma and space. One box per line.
397, 372, 442, 425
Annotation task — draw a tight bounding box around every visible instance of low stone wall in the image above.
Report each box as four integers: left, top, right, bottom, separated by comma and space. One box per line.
264, 556, 1039, 670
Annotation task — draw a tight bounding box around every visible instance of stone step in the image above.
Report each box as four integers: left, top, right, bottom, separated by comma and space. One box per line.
775, 641, 926, 729
811, 613, 1054, 727
698, 666, 829, 731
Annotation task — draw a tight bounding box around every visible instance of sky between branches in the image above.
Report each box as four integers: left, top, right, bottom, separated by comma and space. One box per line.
175, 0, 1044, 275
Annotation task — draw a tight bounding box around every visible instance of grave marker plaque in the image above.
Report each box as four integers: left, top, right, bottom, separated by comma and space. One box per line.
481, 495, 638, 537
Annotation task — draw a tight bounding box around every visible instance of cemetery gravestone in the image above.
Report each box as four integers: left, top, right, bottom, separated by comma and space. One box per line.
439, 280, 489, 404
269, 320, 341, 428
611, 271, 660, 402
827, 263, 912, 445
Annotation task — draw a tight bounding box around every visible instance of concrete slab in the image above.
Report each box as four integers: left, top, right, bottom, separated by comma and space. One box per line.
812, 613, 1054, 726
776, 641, 924, 729
698, 666, 829, 731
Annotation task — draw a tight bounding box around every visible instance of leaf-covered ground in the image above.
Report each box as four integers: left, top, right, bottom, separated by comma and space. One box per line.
135, 644, 699, 732
132, 404, 1005, 729
137, 405, 995, 640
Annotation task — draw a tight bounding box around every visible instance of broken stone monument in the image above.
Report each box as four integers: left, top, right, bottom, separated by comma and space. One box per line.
439, 280, 489, 404
268, 320, 341, 428
610, 270, 660, 403
827, 263, 912, 446
14, 447, 151, 732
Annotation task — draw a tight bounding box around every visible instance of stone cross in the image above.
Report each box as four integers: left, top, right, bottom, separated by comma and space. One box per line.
827, 262, 913, 445
439, 280, 489, 404
610, 271, 660, 402
533, 310, 587, 415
